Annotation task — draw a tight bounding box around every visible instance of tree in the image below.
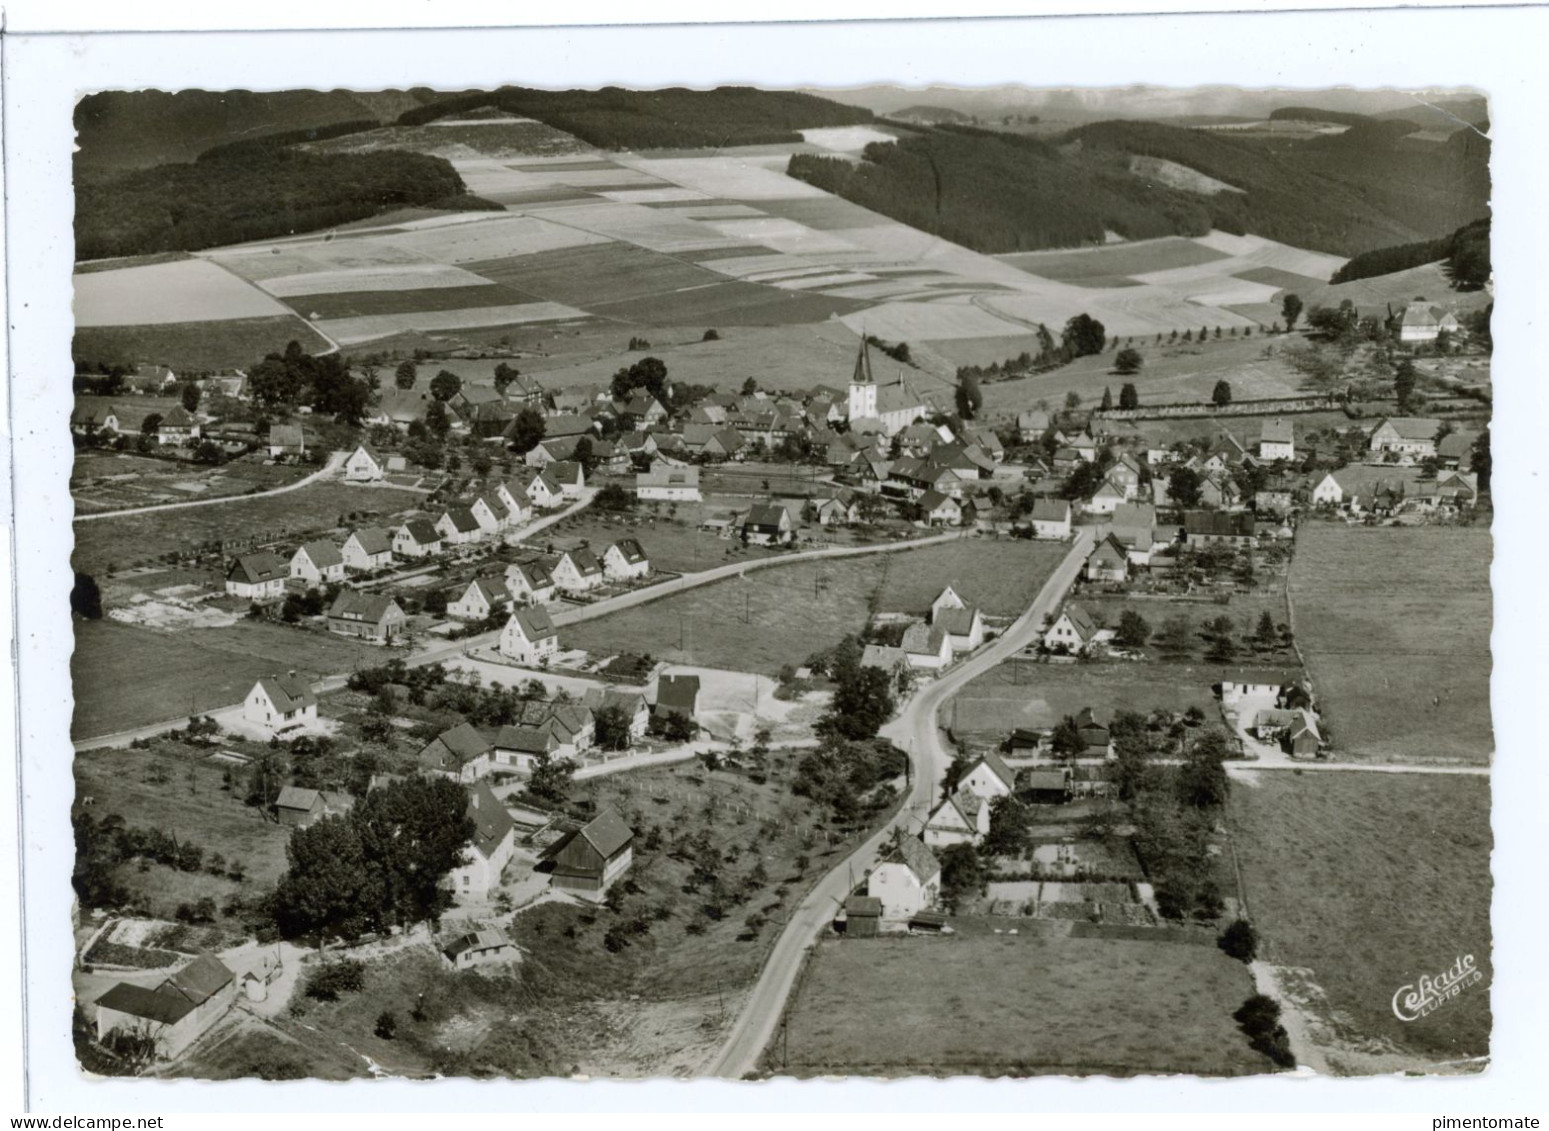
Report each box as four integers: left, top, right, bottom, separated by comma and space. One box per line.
394, 360, 418, 389
594, 705, 633, 752
1114, 609, 1151, 648
1114, 348, 1142, 375
1177, 731, 1231, 808
1218, 918, 1258, 962
572, 436, 595, 474
702, 328, 720, 341
1212, 380, 1233, 407
983, 795, 1032, 856
430, 370, 462, 403
140, 413, 163, 436
1100, 386, 1113, 412
825, 660, 896, 740
506, 406, 545, 455
955, 374, 983, 420
526, 750, 575, 808
1155, 614, 1194, 658
1063, 390, 1082, 414
349, 776, 476, 929
1394, 357, 1418, 412
424, 399, 451, 439
492, 362, 519, 395
180, 383, 201, 413
1062, 313, 1107, 358
937, 842, 984, 905
273, 815, 379, 941
1167, 466, 1203, 508
71, 572, 103, 620
1051, 715, 1084, 760
1254, 611, 1278, 650
1472, 428, 1491, 494
1280, 293, 1303, 331
595, 483, 635, 512
1118, 382, 1139, 410
1202, 615, 1239, 663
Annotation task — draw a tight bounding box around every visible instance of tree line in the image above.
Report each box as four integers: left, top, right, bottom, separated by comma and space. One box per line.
1328, 217, 1490, 290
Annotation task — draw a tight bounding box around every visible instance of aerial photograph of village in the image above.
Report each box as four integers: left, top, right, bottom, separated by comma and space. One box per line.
66, 82, 1492, 1082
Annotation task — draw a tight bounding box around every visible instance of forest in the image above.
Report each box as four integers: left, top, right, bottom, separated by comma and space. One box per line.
393, 85, 877, 149
75, 148, 473, 260
1329, 218, 1492, 288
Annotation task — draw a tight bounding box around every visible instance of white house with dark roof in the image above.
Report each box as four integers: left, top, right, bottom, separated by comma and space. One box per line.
491, 724, 560, 775
393, 518, 443, 559
468, 494, 510, 535
344, 444, 386, 482
1044, 603, 1099, 653
341, 527, 394, 572
435, 505, 484, 546
504, 558, 557, 605
901, 622, 952, 670
447, 780, 516, 900
500, 605, 559, 665
449, 576, 513, 622
929, 586, 984, 652
1109, 502, 1157, 565
866, 837, 941, 920
1368, 417, 1442, 459
1029, 497, 1071, 539
1084, 533, 1129, 583
635, 463, 702, 502
326, 591, 405, 642
546, 808, 635, 899
742, 502, 795, 546
225, 551, 289, 601
289, 540, 346, 585
522, 468, 565, 511
1395, 300, 1460, 345
242, 673, 317, 735
602, 538, 650, 581
492, 480, 535, 526
1258, 418, 1296, 462
924, 788, 990, 848
156, 405, 200, 446
94, 953, 236, 1061
956, 751, 1017, 800
442, 925, 519, 969
553, 546, 605, 593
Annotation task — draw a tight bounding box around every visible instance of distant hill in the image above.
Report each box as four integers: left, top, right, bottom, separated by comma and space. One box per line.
890, 105, 975, 125
1372, 97, 1489, 130
1267, 106, 1377, 128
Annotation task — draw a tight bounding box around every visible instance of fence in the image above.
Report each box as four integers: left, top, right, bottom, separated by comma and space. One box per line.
1092, 393, 1339, 422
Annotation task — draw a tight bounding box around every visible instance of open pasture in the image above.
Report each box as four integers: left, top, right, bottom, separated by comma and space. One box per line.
383, 213, 614, 264
870, 538, 1071, 619
72, 315, 332, 372
839, 298, 1030, 342
1229, 771, 1491, 1066
1288, 523, 1492, 764
74, 258, 289, 326
591, 279, 868, 327
781, 932, 1268, 1077
277, 283, 538, 322
1278, 261, 1494, 321
466, 242, 730, 309
706, 216, 863, 256
314, 301, 590, 346
524, 200, 745, 256
750, 195, 896, 232
618, 155, 833, 201
997, 237, 1230, 282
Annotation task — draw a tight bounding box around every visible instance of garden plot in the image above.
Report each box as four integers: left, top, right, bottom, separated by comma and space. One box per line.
75, 258, 290, 326
257, 262, 494, 297
314, 302, 589, 345
619, 155, 833, 200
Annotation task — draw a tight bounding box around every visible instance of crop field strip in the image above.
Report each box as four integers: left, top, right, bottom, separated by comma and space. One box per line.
277, 282, 544, 321
464, 242, 735, 308
589, 281, 871, 326
72, 315, 333, 372
73, 257, 292, 326
314, 301, 593, 345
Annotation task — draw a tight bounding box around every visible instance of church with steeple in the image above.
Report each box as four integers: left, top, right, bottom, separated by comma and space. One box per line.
845, 336, 932, 437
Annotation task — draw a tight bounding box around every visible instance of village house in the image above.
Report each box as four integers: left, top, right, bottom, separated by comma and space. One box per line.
289, 540, 346, 585
1311, 471, 1348, 508
326, 591, 405, 643
923, 788, 990, 848
267, 423, 307, 459
510, 700, 595, 760
491, 724, 560, 775
956, 751, 1017, 800
1084, 533, 1129, 583
1074, 707, 1112, 758
1024, 767, 1074, 804
816, 491, 861, 527
468, 494, 511, 536
581, 687, 651, 741
1109, 502, 1156, 565
224, 551, 289, 601
918, 489, 963, 526
860, 643, 910, 682
344, 444, 386, 482
635, 464, 702, 502
490, 481, 534, 527
1198, 470, 1240, 510
548, 461, 587, 500
1368, 417, 1442, 459
505, 558, 557, 606
340, 527, 395, 572
1199, 433, 1252, 474
1258, 418, 1296, 463
273, 785, 353, 829
843, 896, 883, 938
1219, 670, 1296, 709
1393, 300, 1461, 345
449, 576, 514, 622
652, 673, 701, 734
602, 538, 650, 582
866, 837, 941, 920
155, 405, 200, 446
1086, 477, 1128, 516
419, 722, 494, 784
930, 586, 985, 652
1286, 710, 1323, 757
94, 953, 237, 1062
499, 605, 559, 666
1183, 510, 1256, 547
1017, 409, 1051, 443
1043, 603, 1098, 654
1436, 431, 1476, 471
521, 468, 565, 511
442, 925, 519, 970
1437, 470, 1480, 509
241, 672, 317, 736
901, 622, 952, 670
1029, 497, 1071, 540
393, 518, 443, 559
742, 502, 795, 546
546, 808, 635, 900
435, 505, 484, 546
71, 402, 122, 436
447, 779, 517, 900
553, 546, 606, 593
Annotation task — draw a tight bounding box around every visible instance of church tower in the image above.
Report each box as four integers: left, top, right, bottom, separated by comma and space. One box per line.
847, 336, 877, 422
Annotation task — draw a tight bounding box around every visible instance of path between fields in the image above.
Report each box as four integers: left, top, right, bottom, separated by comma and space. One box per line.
72, 525, 961, 752
705, 527, 1096, 1079
76, 450, 348, 522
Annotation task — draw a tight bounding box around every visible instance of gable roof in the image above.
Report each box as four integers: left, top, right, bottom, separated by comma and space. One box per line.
269, 424, 305, 449
274, 785, 322, 812
608, 538, 648, 565
466, 779, 516, 859
579, 807, 634, 859
1055, 602, 1098, 641
935, 605, 981, 637
561, 545, 603, 576
890, 836, 941, 885
420, 723, 491, 775
440, 505, 481, 534
257, 672, 316, 714
510, 604, 557, 641
296, 540, 344, 569
467, 576, 511, 605
901, 622, 948, 656
400, 518, 441, 545
1260, 418, 1295, 445
508, 558, 554, 588
745, 502, 790, 529
1088, 532, 1128, 564
656, 673, 701, 713
228, 551, 289, 585
1030, 497, 1069, 522
165, 952, 235, 1003
580, 687, 648, 717
1183, 510, 1256, 537
493, 724, 557, 755
443, 925, 514, 960
968, 750, 1017, 791
329, 590, 401, 624
1374, 416, 1443, 441
346, 526, 393, 556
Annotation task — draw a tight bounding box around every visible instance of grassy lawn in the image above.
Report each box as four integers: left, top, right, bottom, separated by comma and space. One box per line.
1289, 523, 1492, 764
780, 930, 1271, 1076
1228, 770, 1492, 1064
72, 481, 427, 575
71, 618, 382, 739
871, 538, 1071, 618
1076, 591, 1296, 665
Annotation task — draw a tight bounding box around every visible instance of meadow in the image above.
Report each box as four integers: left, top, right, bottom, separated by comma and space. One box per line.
779, 930, 1270, 1076
1229, 770, 1492, 1066
72, 315, 332, 372
1288, 523, 1492, 764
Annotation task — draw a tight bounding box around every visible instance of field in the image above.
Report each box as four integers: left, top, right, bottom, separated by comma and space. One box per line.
71, 481, 426, 576
779, 930, 1270, 1076
71, 618, 381, 739
996, 237, 1230, 282
1076, 591, 1294, 662
467, 242, 731, 308
71, 452, 312, 514
1289, 524, 1492, 764
72, 315, 333, 371
73, 258, 289, 326
314, 302, 590, 346
1229, 771, 1492, 1068
869, 538, 1071, 618
534, 506, 787, 577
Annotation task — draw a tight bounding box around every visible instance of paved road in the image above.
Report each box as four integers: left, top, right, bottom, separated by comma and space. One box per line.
706, 527, 1095, 1079
77, 450, 348, 522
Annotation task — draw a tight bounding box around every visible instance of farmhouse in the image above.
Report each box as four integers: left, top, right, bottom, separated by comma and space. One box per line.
636, 464, 702, 502
1311, 472, 1348, 507
602, 538, 650, 581
743, 502, 795, 546
491, 724, 559, 775
1219, 669, 1297, 708
1086, 477, 1128, 517
71, 402, 122, 436
94, 953, 237, 1062
1043, 603, 1098, 653
924, 788, 990, 848
1394, 300, 1461, 345
845, 337, 932, 437
224, 551, 289, 601
866, 837, 941, 920
1029, 498, 1071, 539
510, 700, 595, 760
1085, 533, 1129, 583
449, 576, 513, 622
652, 673, 701, 732
1110, 502, 1157, 564
1017, 410, 1051, 442
1199, 471, 1240, 510
392, 518, 443, 559
289, 540, 345, 585
505, 558, 557, 605
242, 672, 317, 736
273, 786, 353, 829
1368, 417, 1442, 458
1286, 710, 1323, 757
418, 722, 494, 784
447, 779, 517, 900
156, 405, 200, 446
546, 808, 635, 900
553, 546, 605, 593
326, 591, 405, 642
344, 444, 386, 482
901, 622, 952, 670
957, 751, 1017, 800
919, 490, 963, 526
1183, 510, 1256, 547
1258, 418, 1296, 462
930, 587, 985, 652
1075, 707, 1112, 757
816, 491, 861, 527
443, 925, 519, 970
267, 424, 307, 459
1436, 431, 1476, 471
548, 461, 587, 500
499, 605, 559, 666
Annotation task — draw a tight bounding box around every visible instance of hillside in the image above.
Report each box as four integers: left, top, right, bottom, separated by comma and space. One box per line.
1372, 97, 1489, 129
1331, 218, 1490, 288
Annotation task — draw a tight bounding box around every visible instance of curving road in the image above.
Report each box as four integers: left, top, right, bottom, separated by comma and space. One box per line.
76, 449, 348, 522
706, 527, 1094, 1078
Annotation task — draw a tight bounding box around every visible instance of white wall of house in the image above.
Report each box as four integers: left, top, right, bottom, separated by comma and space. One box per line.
866, 862, 939, 920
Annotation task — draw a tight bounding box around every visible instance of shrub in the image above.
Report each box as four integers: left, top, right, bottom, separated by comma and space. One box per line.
1218, 918, 1258, 962
374, 1011, 398, 1040
304, 959, 366, 1001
